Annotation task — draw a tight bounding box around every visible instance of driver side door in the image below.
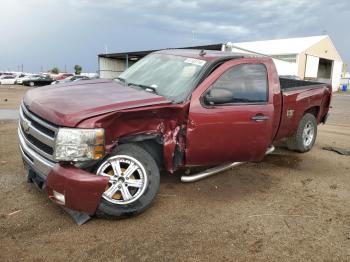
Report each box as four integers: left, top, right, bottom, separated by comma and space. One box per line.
185, 59, 275, 166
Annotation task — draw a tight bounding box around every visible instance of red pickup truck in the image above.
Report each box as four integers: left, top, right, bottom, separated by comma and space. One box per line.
19, 49, 332, 222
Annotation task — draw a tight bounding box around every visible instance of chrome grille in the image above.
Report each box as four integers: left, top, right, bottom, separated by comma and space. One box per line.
19, 103, 58, 161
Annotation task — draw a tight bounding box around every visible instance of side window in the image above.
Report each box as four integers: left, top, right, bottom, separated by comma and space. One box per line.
209, 64, 268, 104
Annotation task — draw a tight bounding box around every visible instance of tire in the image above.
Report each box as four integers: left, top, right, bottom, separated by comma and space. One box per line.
286, 113, 317, 152
29, 82, 34, 87
95, 144, 160, 219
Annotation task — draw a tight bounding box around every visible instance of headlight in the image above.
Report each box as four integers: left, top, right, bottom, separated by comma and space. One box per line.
54, 128, 105, 161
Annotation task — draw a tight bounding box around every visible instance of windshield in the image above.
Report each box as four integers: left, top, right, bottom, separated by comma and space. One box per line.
116, 53, 206, 102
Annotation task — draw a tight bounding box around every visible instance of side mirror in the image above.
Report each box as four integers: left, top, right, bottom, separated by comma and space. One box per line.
205, 88, 233, 105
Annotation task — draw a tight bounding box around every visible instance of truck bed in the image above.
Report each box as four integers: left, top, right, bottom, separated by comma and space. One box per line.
275, 78, 332, 141
279, 77, 325, 92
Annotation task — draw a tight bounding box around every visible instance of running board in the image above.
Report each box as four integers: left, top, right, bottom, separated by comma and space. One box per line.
181, 145, 275, 183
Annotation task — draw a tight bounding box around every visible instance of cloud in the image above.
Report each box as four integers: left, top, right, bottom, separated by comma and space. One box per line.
0, 0, 349, 72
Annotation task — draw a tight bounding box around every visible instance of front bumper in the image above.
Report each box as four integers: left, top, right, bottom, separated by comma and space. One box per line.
18, 127, 109, 215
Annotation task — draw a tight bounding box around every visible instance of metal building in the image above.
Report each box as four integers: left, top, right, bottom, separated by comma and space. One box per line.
98, 35, 343, 91
97, 44, 222, 79
229, 35, 343, 91
98, 50, 156, 79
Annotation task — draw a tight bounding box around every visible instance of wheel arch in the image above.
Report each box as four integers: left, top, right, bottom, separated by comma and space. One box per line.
118, 133, 164, 169
304, 106, 320, 119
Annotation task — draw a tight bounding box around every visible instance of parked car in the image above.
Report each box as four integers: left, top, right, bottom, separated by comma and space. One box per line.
51, 75, 91, 85
0, 72, 15, 77
54, 73, 74, 81
17, 74, 40, 85
14, 74, 27, 84
0, 75, 17, 85
19, 49, 332, 222
22, 75, 54, 87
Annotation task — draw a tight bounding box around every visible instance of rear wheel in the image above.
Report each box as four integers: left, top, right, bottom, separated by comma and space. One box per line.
95, 144, 160, 219
29, 81, 35, 87
286, 113, 317, 152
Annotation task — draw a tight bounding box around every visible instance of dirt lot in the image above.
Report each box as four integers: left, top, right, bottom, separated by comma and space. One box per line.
1, 87, 350, 261
0, 85, 31, 109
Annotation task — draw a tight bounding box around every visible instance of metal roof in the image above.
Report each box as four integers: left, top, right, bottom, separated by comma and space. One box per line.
233, 35, 328, 55
98, 35, 338, 61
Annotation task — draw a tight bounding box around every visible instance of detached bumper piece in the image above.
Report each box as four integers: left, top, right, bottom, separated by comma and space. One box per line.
46, 165, 109, 219
23, 163, 109, 224
25, 164, 109, 225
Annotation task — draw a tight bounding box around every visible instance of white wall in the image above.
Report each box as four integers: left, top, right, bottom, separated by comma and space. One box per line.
230, 46, 298, 76
272, 59, 298, 76
332, 61, 343, 91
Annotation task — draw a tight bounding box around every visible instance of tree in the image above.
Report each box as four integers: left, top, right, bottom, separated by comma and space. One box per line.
50, 67, 60, 74
74, 65, 82, 75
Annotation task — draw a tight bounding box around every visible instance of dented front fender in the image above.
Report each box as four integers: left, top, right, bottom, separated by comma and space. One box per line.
77, 103, 190, 172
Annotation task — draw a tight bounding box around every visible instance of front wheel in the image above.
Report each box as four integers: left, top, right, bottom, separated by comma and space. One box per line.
286, 113, 317, 152
29, 81, 35, 87
95, 144, 160, 219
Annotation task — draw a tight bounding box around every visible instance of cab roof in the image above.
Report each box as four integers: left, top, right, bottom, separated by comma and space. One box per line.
156, 49, 255, 62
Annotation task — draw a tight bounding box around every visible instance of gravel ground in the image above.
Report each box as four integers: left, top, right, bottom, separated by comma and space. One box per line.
0, 87, 350, 261
0, 85, 31, 110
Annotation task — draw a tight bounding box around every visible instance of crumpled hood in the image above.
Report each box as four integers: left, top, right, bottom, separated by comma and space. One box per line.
23, 79, 171, 127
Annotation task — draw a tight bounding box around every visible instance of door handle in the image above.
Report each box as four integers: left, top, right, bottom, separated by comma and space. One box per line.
251, 115, 269, 122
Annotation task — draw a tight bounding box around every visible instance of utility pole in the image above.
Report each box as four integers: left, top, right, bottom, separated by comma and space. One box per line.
21, 64, 23, 72
64, 64, 67, 73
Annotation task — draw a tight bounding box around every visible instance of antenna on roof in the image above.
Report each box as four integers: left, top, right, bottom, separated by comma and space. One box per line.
199, 49, 206, 56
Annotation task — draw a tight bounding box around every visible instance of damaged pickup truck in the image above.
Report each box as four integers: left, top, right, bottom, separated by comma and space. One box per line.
18, 49, 332, 221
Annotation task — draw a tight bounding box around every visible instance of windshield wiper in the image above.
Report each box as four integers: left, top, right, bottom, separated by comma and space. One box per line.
128, 83, 159, 95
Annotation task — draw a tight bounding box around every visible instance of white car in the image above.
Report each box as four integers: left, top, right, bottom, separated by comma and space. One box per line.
17, 74, 40, 85
0, 75, 17, 85
15, 74, 28, 84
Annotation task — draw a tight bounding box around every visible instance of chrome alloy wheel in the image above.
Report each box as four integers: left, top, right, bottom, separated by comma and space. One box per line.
97, 155, 148, 205
302, 121, 314, 147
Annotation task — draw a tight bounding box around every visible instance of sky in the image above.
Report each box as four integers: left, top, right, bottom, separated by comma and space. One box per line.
0, 0, 349, 73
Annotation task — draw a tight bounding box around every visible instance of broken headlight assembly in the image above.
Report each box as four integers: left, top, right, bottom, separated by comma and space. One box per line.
54, 128, 105, 161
